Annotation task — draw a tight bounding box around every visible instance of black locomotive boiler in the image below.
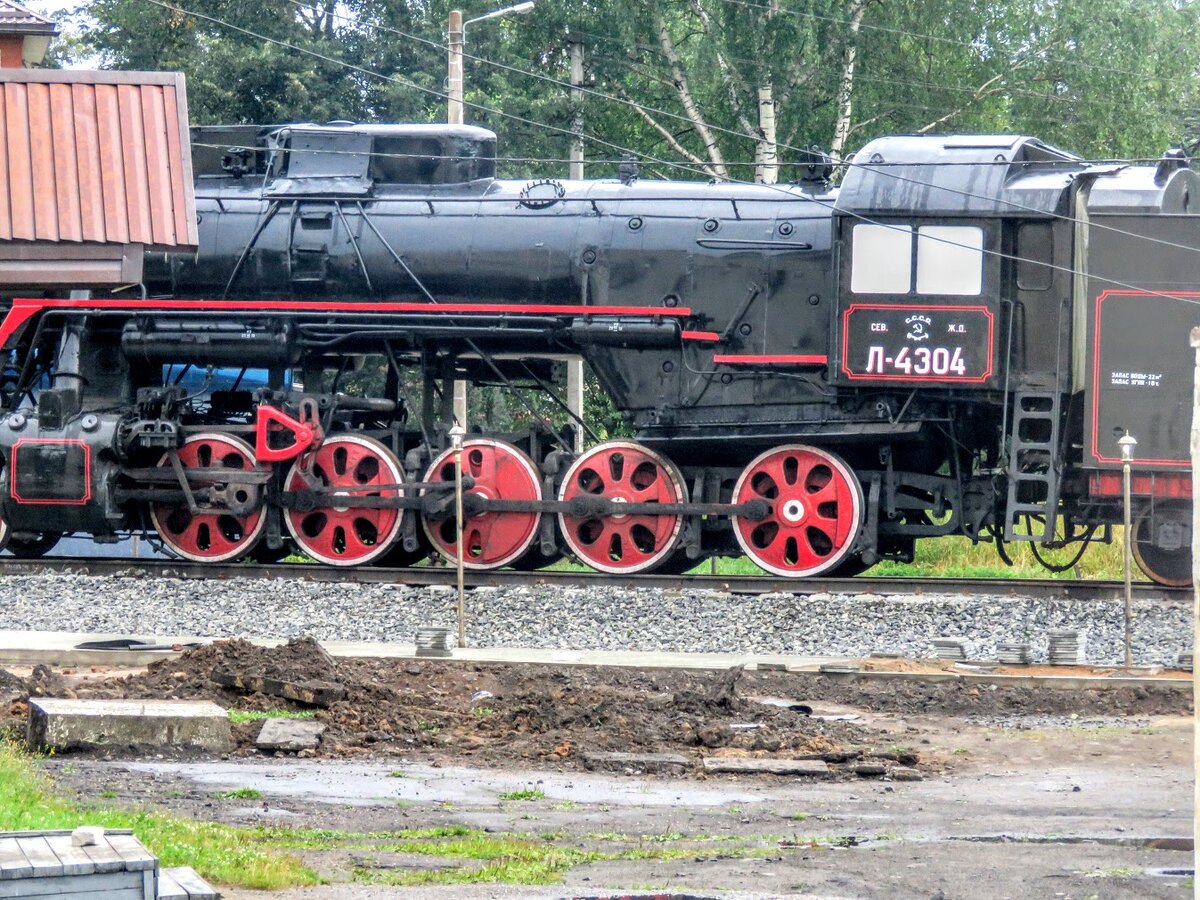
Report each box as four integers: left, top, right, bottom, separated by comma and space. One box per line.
0, 122, 1196, 584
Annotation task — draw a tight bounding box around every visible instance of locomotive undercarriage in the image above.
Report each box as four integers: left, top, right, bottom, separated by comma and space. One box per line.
0, 306, 1001, 577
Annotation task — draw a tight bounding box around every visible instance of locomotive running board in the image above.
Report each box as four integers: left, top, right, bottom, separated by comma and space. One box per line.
0, 298, 695, 349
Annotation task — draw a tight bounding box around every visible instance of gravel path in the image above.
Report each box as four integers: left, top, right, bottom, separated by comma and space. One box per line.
0, 572, 1189, 665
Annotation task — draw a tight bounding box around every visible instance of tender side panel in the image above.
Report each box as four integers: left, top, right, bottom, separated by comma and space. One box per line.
1084, 289, 1195, 469
1083, 214, 1200, 471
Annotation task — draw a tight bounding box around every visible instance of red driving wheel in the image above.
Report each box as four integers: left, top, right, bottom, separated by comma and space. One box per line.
150, 433, 266, 563
731, 444, 862, 577
423, 439, 542, 569
557, 441, 686, 574
283, 434, 405, 567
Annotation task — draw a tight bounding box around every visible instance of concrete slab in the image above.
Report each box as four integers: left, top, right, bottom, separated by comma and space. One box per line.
701, 757, 831, 776
579, 751, 690, 774
255, 718, 325, 752
27, 698, 232, 752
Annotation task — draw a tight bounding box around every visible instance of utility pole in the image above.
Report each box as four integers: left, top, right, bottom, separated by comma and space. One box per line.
446, 4, 536, 429
566, 34, 586, 451
1189, 326, 1200, 883
447, 10, 464, 126
448, 10, 467, 423
568, 34, 584, 180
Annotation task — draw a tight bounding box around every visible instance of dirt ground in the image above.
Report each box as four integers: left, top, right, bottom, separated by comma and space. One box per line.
2, 640, 1195, 898
3, 637, 1189, 771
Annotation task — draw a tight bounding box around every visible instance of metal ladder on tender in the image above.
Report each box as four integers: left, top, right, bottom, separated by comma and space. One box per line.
1003, 390, 1062, 541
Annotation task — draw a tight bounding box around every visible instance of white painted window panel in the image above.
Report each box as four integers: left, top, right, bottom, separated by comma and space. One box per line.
851, 224, 912, 294
916, 225, 983, 295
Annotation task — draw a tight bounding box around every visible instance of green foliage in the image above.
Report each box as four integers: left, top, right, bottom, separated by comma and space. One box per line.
0, 742, 316, 889
227, 709, 316, 725
347, 827, 777, 886
61, 0, 1200, 169
498, 788, 546, 802
219, 787, 264, 800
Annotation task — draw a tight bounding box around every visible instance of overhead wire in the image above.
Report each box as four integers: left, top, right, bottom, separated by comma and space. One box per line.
139, 0, 1200, 309
265, 0, 1200, 211
194, 139, 1182, 171
282, 0, 1075, 171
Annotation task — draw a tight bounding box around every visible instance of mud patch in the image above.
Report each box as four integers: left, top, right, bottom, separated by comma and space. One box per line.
1, 639, 1187, 773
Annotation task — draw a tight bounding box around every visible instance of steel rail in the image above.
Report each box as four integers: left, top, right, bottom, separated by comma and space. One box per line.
0, 556, 1186, 602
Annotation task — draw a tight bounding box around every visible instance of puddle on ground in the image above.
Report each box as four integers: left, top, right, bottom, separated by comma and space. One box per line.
120, 760, 770, 808
948, 834, 1194, 851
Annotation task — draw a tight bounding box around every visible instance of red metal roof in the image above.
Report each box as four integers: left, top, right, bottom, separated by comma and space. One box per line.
0, 1, 55, 33
0, 69, 197, 250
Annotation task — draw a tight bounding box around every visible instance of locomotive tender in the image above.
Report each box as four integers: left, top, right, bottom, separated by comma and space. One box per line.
0, 122, 1196, 583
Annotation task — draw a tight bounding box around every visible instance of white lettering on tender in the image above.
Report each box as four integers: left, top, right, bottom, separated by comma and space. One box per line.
1110, 371, 1162, 387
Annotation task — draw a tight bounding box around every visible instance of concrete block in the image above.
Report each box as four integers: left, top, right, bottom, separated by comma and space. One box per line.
702, 757, 831, 776
27, 699, 232, 752
255, 718, 325, 752
890, 767, 924, 782
853, 763, 887, 777
71, 826, 105, 847
580, 751, 690, 774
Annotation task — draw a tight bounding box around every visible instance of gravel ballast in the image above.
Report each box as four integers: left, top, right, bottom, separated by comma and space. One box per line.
0, 572, 1189, 666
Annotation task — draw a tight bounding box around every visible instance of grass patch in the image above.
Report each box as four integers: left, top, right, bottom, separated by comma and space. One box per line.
349, 829, 779, 887
227, 710, 316, 725
499, 788, 546, 802
554, 527, 1133, 581
219, 788, 263, 800
0, 742, 315, 889
246, 824, 474, 849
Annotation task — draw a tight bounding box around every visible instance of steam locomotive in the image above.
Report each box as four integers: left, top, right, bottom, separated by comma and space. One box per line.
0, 122, 1195, 584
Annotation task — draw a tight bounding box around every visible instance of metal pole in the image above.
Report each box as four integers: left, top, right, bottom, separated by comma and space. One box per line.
1119, 431, 1136, 669
450, 423, 467, 648
453, 379, 468, 429
1188, 325, 1200, 883
448, 10, 468, 423
447, 10, 464, 126
566, 358, 584, 453
566, 35, 586, 452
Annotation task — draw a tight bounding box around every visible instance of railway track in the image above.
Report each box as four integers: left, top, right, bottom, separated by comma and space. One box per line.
0, 555, 1186, 602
